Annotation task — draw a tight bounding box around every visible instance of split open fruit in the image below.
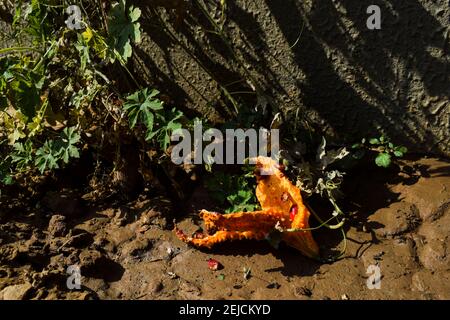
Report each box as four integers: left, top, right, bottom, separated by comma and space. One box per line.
174, 156, 320, 259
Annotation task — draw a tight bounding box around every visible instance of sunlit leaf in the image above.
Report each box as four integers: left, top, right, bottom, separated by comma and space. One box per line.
375, 153, 391, 168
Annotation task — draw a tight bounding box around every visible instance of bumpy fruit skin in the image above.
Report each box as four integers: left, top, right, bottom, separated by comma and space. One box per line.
174, 157, 320, 259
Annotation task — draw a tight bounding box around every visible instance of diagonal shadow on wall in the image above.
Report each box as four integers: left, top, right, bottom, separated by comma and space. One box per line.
130, 0, 449, 155
262, 0, 449, 152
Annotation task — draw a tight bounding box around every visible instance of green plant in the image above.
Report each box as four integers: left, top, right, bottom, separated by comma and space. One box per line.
107, 0, 142, 62
205, 166, 260, 213
12, 126, 82, 174
34, 140, 60, 173
123, 88, 183, 150
0, 158, 13, 186
352, 136, 408, 168
0, 54, 44, 120
11, 140, 34, 170
0, 0, 145, 185
55, 126, 81, 164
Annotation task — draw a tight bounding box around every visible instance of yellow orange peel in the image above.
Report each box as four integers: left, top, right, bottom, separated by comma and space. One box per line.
174, 157, 320, 259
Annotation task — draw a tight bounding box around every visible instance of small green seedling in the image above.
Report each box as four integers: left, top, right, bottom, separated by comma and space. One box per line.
352, 136, 407, 168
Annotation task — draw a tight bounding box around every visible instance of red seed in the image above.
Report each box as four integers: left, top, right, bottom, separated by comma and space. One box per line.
208, 258, 221, 271
290, 205, 298, 221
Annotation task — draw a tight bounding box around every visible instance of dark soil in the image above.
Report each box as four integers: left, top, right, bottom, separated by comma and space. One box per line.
0, 157, 449, 300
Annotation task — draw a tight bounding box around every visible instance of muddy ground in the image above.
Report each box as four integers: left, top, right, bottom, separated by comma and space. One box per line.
0, 157, 449, 300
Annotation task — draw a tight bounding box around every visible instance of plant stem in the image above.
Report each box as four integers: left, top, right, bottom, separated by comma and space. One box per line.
0, 47, 41, 55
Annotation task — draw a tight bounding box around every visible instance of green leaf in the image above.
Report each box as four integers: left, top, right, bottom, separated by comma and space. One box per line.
369, 138, 380, 145
206, 168, 259, 214
61, 127, 81, 145
145, 129, 159, 141
392, 146, 407, 158
162, 132, 171, 150
375, 153, 392, 168
0, 161, 14, 185
35, 141, 59, 173
148, 89, 159, 98
128, 108, 139, 128
142, 109, 154, 132
124, 88, 165, 136
126, 91, 141, 103
11, 140, 34, 170
75, 35, 91, 73
147, 101, 164, 111
395, 146, 408, 154
1, 175, 13, 185
107, 0, 142, 62
124, 89, 184, 151
57, 127, 81, 164
11, 79, 40, 119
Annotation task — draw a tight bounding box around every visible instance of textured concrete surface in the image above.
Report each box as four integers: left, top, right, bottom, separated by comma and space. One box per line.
132, 0, 449, 156
1, 1, 448, 156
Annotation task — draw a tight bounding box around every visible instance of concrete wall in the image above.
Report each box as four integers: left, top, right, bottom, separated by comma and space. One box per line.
132, 0, 449, 156
1, 1, 448, 155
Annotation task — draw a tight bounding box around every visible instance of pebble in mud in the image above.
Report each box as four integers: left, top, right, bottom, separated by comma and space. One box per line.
47, 215, 67, 237
79, 250, 103, 273
0, 283, 32, 300
418, 239, 448, 272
